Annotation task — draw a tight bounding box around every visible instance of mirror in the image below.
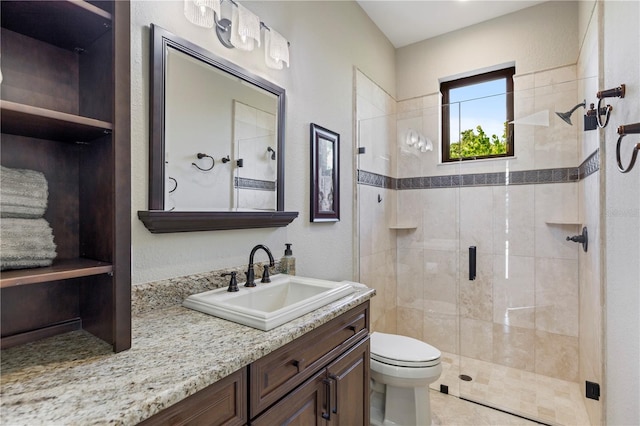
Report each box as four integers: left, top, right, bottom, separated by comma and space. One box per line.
138, 24, 298, 233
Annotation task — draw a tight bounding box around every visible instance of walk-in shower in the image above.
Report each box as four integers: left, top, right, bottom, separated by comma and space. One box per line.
355, 69, 600, 425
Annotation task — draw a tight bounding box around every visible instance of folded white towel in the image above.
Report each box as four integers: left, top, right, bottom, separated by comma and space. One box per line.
230, 2, 261, 51
265, 28, 289, 69
183, 0, 221, 28
1, 166, 48, 218
1, 218, 57, 270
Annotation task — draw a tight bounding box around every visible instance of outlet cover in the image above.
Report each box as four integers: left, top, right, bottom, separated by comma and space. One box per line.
586, 381, 600, 400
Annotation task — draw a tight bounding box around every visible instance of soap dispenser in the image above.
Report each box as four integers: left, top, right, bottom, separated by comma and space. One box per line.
280, 243, 296, 275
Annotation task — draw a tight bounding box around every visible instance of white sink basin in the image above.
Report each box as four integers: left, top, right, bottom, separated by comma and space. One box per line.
183, 274, 356, 331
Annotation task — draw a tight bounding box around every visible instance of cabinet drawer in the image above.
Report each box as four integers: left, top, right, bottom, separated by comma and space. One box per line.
250, 301, 369, 417
140, 368, 247, 426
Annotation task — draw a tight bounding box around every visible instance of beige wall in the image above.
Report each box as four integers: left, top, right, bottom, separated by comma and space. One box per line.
131, 1, 395, 284
602, 1, 640, 424
395, 1, 578, 100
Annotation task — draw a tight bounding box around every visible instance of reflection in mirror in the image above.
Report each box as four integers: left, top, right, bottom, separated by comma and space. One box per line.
138, 24, 298, 233
165, 48, 278, 211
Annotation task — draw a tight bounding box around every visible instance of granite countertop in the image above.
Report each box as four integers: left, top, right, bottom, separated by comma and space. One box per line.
0, 276, 375, 425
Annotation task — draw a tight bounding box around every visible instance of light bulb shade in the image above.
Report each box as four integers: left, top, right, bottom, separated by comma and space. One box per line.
265, 28, 290, 69
405, 129, 432, 153
406, 129, 419, 146
421, 137, 434, 152
184, 0, 221, 28
230, 3, 261, 51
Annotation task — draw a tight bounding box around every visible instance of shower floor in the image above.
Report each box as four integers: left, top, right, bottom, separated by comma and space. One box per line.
430, 352, 591, 426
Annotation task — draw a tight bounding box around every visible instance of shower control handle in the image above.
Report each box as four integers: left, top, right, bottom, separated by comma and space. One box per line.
566, 227, 588, 252
469, 246, 476, 281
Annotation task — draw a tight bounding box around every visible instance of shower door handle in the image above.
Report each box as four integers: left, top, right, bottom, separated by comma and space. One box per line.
469, 246, 476, 281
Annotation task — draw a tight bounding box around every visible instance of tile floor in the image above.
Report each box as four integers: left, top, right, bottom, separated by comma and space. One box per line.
430, 352, 591, 426
431, 391, 543, 425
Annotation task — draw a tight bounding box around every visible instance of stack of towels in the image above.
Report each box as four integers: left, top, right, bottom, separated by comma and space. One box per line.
1, 165, 57, 271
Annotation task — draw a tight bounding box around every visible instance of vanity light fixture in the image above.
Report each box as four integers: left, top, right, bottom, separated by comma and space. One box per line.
184, 0, 290, 68
183, 0, 220, 28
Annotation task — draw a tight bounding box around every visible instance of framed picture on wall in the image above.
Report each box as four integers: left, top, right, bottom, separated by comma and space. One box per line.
310, 123, 340, 222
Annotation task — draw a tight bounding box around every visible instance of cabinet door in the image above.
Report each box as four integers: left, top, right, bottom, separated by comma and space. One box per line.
325, 337, 370, 426
251, 370, 327, 426
139, 368, 246, 426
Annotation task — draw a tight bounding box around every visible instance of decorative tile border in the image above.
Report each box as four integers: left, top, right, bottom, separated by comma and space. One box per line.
578, 149, 599, 180
234, 177, 276, 191
358, 149, 599, 189
357, 170, 398, 189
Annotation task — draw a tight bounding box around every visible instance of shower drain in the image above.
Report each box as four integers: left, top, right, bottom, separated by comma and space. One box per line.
459, 374, 473, 381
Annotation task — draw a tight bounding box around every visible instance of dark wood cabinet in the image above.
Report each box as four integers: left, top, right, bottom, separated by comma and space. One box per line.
251, 369, 327, 426
253, 338, 370, 426
0, 0, 131, 352
325, 337, 370, 425
249, 302, 370, 426
139, 368, 247, 426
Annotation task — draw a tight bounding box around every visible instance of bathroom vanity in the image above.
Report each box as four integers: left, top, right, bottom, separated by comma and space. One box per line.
0, 275, 374, 425
141, 302, 369, 425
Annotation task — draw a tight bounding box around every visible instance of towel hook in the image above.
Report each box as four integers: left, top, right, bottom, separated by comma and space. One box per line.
192, 153, 215, 172
595, 84, 625, 128
168, 177, 178, 193
616, 123, 640, 173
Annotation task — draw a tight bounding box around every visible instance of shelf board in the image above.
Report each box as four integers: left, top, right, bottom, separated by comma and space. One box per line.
545, 220, 582, 226
1, 0, 112, 51
138, 210, 299, 233
389, 223, 418, 230
0, 258, 113, 288
0, 100, 112, 142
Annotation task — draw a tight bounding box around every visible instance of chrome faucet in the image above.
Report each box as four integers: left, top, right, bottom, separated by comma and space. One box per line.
245, 244, 275, 287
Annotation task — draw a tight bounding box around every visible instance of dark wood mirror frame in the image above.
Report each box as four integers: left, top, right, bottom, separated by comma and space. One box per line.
138, 24, 297, 233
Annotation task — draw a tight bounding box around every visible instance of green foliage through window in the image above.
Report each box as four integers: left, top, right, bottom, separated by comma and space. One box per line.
449, 123, 508, 159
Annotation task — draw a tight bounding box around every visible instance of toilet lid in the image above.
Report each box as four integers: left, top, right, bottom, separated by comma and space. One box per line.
370, 332, 441, 368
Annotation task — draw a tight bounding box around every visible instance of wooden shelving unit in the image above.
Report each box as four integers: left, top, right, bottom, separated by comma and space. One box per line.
0, 259, 113, 288
0, 0, 131, 352
0, 100, 113, 142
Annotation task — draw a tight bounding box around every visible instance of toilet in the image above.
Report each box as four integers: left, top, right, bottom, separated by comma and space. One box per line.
370, 332, 442, 426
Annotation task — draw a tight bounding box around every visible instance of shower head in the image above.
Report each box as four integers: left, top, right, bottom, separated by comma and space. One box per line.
267, 146, 276, 160
555, 100, 586, 125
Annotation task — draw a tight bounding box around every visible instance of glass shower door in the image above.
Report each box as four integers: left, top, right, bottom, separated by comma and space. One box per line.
453, 75, 590, 425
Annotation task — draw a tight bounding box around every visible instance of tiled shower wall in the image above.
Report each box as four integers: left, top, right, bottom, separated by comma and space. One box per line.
356, 70, 398, 334
356, 67, 599, 385
576, 3, 602, 424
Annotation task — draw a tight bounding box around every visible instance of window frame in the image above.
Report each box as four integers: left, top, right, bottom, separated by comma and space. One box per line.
441, 67, 515, 163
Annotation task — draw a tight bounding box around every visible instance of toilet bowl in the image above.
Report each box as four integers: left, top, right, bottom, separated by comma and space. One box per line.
369, 332, 442, 426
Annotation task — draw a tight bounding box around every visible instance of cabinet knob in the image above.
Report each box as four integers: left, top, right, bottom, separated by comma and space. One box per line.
292, 359, 304, 373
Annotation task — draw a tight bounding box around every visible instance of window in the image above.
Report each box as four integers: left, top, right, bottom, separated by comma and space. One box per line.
441, 67, 515, 162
